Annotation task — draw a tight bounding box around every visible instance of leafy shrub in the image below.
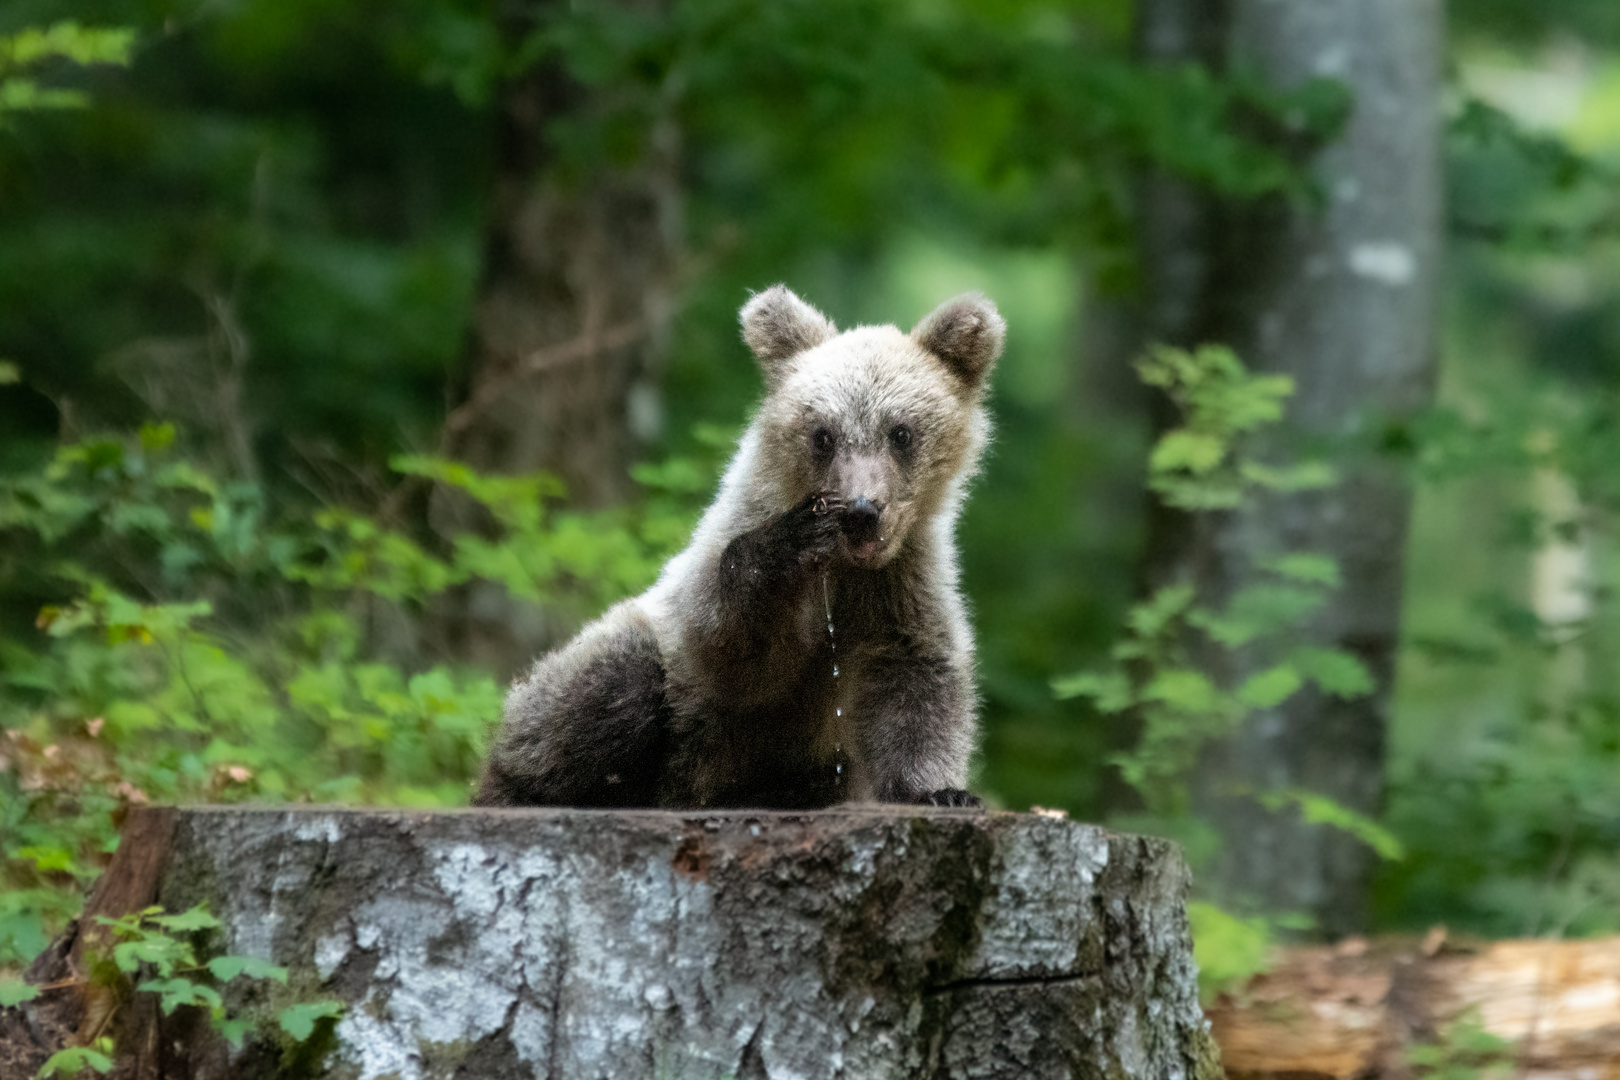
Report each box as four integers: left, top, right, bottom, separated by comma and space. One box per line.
1055, 346, 1395, 992
0, 422, 718, 967
1, 901, 343, 1075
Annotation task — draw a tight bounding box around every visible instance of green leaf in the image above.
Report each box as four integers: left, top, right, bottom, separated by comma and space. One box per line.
138, 422, 176, 452
1236, 666, 1303, 709
16, 845, 77, 874
112, 935, 192, 976
0, 909, 50, 964
1240, 460, 1337, 492
1150, 430, 1226, 475
1143, 668, 1220, 713
1051, 670, 1132, 711
0, 79, 86, 111
1259, 553, 1340, 586
153, 904, 221, 932
208, 955, 288, 984
216, 1016, 253, 1048
630, 456, 710, 494
137, 976, 224, 1016
1186, 901, 1273, 1004
1154, 477, 1245, 511
1258, 789, 1405, 861
37, 1044, 115, 1077
7, 23, 136, 68
0, 360, 18, 384
1198, 583, 1325, 646
1126, 584, 1196, 638
0, 978, 41, 1006
278, 999, 345, 1041
1288, 647, 1375, 698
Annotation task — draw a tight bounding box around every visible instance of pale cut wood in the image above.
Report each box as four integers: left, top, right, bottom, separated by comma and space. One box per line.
1208, 936, 1620, 1080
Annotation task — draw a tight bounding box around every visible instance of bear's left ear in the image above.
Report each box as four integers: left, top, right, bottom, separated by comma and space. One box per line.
740, 285, 838, 387
911, 293, 1005, 393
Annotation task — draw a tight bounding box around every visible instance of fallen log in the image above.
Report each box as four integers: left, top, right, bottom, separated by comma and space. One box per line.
3, 805, 1219, 1080
1208, 932, 1620, 1080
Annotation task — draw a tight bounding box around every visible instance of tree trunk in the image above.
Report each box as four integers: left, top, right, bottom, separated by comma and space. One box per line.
4, 806, 1220, 1080
1131, 0, 1444, 934
432, 29, 681, 677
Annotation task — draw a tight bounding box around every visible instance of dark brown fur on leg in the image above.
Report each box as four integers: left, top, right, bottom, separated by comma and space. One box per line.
473, 618, 671, 807
697, 491, 843, 699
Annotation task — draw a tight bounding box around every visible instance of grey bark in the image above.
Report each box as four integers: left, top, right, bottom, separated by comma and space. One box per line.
1131, 0, 1444, 933
432, 40, 682, 678
10, 806, 1220, 1080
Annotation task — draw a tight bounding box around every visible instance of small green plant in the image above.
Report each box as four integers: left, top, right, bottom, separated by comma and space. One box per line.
1054, 345, 1379, 825
1183, 901, 1271, 1003
85, 904, 303, 1047
1407, 1010, 1516, 1080
0, 421, 719, 967
1, 902, 342, 1075
35, 1041, 114, 1079
1054, 345, 1399, 993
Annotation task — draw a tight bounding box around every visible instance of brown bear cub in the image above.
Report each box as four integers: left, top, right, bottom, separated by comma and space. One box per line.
474, 286, 1002, 810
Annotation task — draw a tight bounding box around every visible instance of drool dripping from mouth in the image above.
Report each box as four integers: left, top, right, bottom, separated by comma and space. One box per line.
822, 571, 847, 793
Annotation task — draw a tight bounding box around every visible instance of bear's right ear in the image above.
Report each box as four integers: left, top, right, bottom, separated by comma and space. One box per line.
740, 285, 838, 385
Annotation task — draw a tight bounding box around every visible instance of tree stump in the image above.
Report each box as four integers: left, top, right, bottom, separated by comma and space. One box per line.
7, 806, 1219, 1080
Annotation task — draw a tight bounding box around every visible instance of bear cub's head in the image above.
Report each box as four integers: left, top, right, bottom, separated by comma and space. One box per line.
740, 285, 1004, 570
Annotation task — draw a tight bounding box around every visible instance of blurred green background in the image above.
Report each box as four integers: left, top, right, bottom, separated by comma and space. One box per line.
3, 0, 1620, 973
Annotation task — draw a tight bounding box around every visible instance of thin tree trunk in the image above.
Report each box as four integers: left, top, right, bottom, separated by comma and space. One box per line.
433, 30, 682, 678
1132, 0, 1443, 935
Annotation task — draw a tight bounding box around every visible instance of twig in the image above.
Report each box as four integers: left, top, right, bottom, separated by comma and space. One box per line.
443, 320, 645, 435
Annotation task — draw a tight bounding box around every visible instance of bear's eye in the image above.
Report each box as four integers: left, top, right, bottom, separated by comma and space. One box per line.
812, 427, 835, 454
889, 424, 913, 450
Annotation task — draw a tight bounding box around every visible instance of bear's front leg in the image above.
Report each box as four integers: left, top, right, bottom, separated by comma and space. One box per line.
696, 492, 844, 696
852, 642, 982, 809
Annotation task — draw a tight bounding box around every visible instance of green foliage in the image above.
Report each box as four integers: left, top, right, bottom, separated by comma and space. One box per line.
1057, 346, 1392, 991
1407, 1011, 1516, 1080
1055, 346, 1371, 823
1449, 95, 1620, 251
0, 426, 711, 966
85, 903, 284, 1044
277, 999, 345, 1041
36, 1041, 114, 1078
31, 901, 344, 1064
0, 975, 41, 1005
1256, 790, 1405, 862
0, 22, 132, 121
1136, 345, 1325, 510
1378, 380, 1620, 937
1184, 901, 1272, 1003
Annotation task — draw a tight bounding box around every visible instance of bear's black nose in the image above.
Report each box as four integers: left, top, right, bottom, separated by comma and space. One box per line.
841, 498, 882, 543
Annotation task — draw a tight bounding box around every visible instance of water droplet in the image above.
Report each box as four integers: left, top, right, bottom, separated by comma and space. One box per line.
836, 764, 842, 774
827, 623, 835, 635
832, 664, 839, 677
836, 707, 842, 717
